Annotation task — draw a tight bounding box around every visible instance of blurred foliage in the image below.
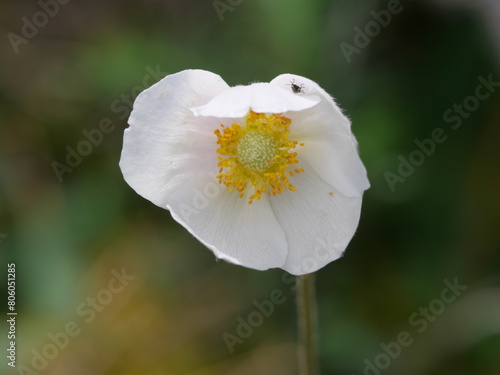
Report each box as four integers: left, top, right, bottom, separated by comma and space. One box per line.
1, 0, 500, 374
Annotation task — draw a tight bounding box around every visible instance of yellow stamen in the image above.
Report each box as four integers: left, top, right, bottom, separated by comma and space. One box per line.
214, 110, 304, 204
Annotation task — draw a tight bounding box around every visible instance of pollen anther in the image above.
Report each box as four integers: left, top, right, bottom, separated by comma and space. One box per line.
214, 110, 304, 204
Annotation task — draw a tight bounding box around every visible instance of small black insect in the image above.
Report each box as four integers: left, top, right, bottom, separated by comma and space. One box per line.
288, 79, 305, 94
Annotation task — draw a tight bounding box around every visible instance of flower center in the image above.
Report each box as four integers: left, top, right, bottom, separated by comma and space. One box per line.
236, 131, 278, 173
214, 110, 304, 204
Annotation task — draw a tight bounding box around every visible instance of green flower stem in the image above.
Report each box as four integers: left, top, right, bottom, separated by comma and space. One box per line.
297, 273, 319, 375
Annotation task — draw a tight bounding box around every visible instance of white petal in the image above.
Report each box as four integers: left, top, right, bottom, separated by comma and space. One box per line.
191, 82, 320, 118
269, 162, 363, 276
166, 175, 288, 271
270, 74, 370, 197
120, 69, 230, 208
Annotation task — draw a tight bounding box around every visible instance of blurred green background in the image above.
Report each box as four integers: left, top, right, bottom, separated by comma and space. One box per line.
1, 0, 500, 374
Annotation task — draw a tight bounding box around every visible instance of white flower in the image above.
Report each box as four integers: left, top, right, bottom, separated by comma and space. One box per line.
120, 69, 369, 275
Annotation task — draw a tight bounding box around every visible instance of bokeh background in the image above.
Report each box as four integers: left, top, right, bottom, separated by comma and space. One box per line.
1, 0, 500, 374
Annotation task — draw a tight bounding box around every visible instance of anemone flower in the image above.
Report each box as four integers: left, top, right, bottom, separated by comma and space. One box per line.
120, 69, 369, 276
